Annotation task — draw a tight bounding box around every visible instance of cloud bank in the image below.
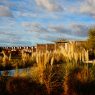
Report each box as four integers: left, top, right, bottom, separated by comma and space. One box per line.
0, 0, 95, 46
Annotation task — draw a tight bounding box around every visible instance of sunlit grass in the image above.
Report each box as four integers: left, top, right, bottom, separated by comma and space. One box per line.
0, 46, 95, 95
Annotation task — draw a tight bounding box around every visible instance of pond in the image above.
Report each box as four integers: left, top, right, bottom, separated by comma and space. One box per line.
0, 68, 30, 76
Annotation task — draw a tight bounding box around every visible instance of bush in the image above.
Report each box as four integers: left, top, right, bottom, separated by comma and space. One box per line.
63, 64, 95, 95
44, 64, 65, 95
6, 77, 48, 95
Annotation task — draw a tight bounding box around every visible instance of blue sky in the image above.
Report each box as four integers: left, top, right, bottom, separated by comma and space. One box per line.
0, 0, 95, 46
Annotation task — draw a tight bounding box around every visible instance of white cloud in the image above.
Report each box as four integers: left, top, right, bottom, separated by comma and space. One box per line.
21, 22, 49, 33
48, 23, 90, 38
21, 22, 41, 28
80, 0, 95, 17
35, 0, 63, 12
63, 0, 95, 18
0, 5, 13, 17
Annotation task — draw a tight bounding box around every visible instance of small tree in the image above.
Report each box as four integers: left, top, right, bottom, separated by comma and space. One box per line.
88, 28, 95, 50
88, 28, 95, 60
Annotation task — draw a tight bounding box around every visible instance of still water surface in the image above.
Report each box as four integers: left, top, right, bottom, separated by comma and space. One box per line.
0, 68, 30, 76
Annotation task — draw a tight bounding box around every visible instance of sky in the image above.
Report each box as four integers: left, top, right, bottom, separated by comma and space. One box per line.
0, 0, 95, 46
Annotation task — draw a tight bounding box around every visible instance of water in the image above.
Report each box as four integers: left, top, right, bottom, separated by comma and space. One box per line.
0, 68, 30, 76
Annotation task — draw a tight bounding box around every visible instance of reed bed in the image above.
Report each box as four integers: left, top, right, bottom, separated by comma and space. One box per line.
0, 46, 95, 95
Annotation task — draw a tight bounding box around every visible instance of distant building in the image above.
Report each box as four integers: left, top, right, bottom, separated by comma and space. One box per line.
46, 44, 55, 52
36, 43, 56, 53
36, 44, 46, 53
54, 39, 68, 50
31, 46, 36, 53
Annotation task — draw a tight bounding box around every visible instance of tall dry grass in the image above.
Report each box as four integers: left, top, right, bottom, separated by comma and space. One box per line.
0, 45, 89, 70
29, 46, 95, 95
63, 63, 95, 95
29, 49, 66, 94
2, 50, 10, 67
1, 46, 95, 95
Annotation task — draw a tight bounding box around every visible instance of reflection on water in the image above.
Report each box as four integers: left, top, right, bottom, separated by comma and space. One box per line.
0, 68, 30, 76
